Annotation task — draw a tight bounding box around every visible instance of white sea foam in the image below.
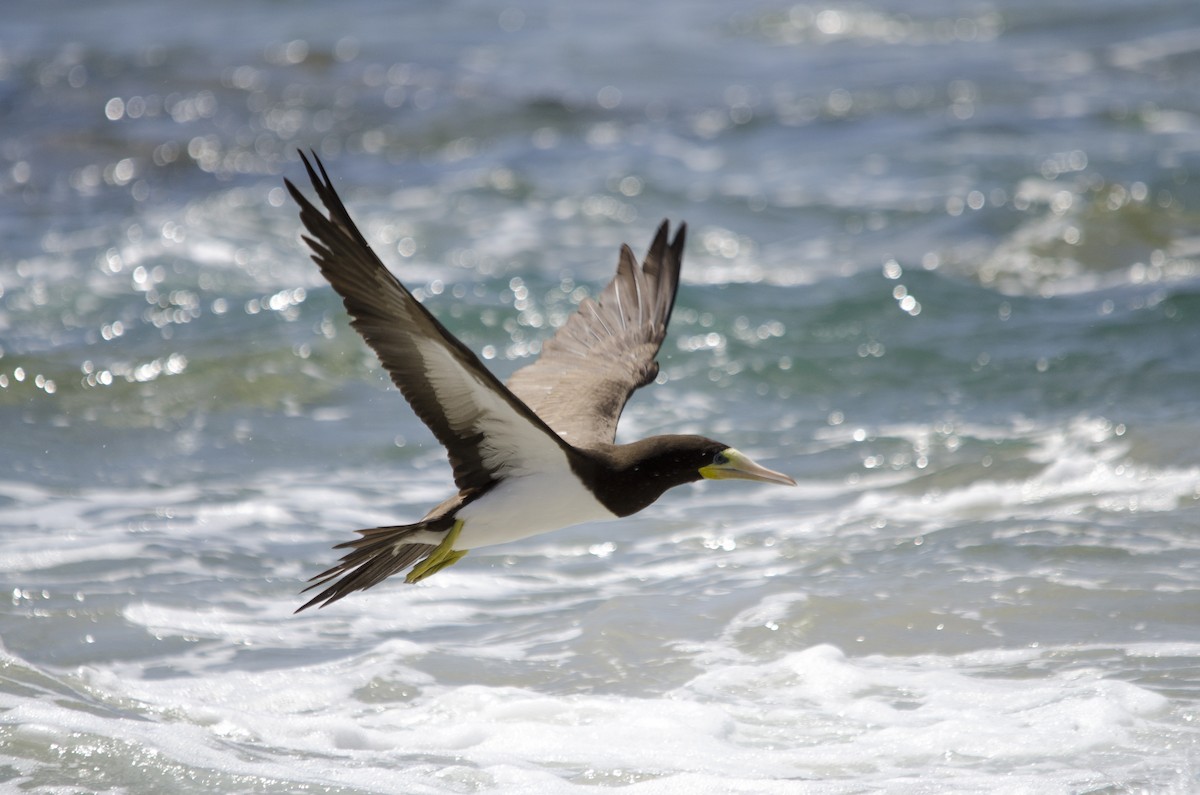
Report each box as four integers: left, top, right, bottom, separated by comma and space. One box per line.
3, 636, 1194, 794
838, 414, 1200, 530
4, 436, 1197, 792
1, 452, 1197, 793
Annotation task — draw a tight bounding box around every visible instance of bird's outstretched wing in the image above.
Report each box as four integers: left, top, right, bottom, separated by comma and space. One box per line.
286, 151, 572, 492
505, 221, 685, 449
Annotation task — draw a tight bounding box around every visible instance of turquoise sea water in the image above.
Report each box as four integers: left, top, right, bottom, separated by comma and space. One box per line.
2, 1, 1200, 791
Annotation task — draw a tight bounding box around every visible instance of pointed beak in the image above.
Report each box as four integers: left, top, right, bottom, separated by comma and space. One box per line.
700, 448, 797, 486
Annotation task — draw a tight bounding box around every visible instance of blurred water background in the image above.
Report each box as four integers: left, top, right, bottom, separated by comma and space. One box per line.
2, 0, 1200, 792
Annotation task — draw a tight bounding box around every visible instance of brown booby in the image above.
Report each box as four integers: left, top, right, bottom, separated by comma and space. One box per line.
286, 151, 795, 611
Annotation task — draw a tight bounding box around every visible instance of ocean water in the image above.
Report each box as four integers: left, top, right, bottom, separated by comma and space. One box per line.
2, 0, 1200, 791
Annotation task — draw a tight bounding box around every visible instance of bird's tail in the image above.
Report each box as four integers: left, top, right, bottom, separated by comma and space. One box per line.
296, 522, 444, 612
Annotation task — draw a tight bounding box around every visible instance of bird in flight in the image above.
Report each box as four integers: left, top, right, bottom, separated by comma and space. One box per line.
286, 151, 795, 611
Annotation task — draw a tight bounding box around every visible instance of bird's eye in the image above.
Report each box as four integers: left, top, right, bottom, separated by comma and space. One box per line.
713, 451, 730, 465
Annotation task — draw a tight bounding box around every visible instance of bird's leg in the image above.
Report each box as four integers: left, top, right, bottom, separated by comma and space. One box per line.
405, 519, 467, 583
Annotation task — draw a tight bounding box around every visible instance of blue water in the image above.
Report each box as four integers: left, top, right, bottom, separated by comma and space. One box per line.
2, 1, 1200, 791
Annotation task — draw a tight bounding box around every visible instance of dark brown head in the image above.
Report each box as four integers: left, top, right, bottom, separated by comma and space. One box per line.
583, 434, 796, 517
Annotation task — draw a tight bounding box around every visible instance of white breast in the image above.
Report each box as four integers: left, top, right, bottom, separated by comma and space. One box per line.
412, 332, 619, 549
453, 469, 617, 549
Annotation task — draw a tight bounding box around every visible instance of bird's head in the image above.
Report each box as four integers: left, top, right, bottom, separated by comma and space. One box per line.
622, 435, 796, 488
599, 435, 795, 517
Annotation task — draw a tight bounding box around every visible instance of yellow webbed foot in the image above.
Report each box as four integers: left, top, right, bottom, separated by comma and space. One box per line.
416, 549, 467, 580
405, 519, 467, 583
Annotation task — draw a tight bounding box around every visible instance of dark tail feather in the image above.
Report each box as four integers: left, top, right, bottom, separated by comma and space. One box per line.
295, 524, 439, 612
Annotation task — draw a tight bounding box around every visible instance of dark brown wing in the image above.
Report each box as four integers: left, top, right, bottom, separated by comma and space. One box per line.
286, 151, 573, 492
505, 221, 685, 448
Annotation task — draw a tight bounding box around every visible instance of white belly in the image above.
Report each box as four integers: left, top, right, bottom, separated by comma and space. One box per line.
452, 471, 617, 549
